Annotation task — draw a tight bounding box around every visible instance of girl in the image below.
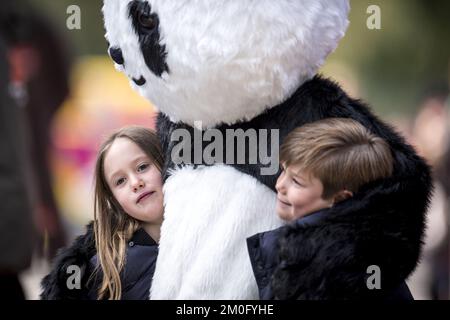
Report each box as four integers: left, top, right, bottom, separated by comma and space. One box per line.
41, 126, 164, 300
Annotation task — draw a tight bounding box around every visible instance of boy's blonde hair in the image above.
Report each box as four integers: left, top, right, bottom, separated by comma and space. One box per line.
280, 118, 393, 199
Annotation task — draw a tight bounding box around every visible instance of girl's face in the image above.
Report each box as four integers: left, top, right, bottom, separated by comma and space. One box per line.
103, 137, 164, 225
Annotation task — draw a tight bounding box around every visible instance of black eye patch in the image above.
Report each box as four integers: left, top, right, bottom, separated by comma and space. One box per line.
128, 0, 169, 77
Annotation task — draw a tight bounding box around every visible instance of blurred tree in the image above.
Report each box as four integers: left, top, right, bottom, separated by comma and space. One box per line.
329, 0, 450, 115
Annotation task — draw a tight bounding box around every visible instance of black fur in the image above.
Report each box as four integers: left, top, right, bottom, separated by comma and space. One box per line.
156, 75, 431, 299
40, 222, 96, 300
128, 0, 169, 77
157, 75, 432, 194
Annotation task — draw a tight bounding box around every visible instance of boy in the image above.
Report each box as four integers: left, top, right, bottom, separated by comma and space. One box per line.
247, 118, 414, 300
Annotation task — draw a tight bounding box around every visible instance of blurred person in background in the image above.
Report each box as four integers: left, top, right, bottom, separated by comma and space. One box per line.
0, 0, 71, 298
1, 1, 71, 259
0, 29, 36, 301
408, 84, 449, 300
425, 86, 450, 300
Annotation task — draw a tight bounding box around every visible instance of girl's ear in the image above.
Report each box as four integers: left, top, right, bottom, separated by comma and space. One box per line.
332, 190, 353, 205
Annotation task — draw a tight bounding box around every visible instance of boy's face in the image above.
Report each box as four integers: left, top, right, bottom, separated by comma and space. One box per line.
276, 164, 333, 221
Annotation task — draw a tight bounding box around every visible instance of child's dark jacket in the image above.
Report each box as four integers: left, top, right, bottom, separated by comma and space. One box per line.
40, 223, 158, 300
247, 179, 425, 300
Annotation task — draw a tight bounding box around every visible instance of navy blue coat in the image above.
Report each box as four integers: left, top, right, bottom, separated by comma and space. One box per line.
41, 224, 158, 300
247, 204, 416, 300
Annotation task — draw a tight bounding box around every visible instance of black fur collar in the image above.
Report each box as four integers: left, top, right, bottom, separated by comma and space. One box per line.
39, 225, 156, 299
40, 222, 96, 300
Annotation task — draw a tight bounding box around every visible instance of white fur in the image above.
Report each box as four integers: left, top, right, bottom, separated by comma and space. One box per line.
103, 0, 350, 127
150, 165, 284, 299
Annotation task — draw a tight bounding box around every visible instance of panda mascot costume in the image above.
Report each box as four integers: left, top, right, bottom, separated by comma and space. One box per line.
41, 0, 430, 300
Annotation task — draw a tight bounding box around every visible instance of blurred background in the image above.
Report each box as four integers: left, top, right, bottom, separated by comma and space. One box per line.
0, 0, 448, 299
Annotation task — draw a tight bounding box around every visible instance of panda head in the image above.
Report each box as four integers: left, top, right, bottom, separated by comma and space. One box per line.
103, 0, 350, 128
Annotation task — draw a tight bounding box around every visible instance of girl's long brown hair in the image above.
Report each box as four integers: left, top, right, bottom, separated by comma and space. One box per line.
92, 126, 163, 300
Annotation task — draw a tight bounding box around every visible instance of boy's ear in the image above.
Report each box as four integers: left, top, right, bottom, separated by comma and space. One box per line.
333, 190, 353, 205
